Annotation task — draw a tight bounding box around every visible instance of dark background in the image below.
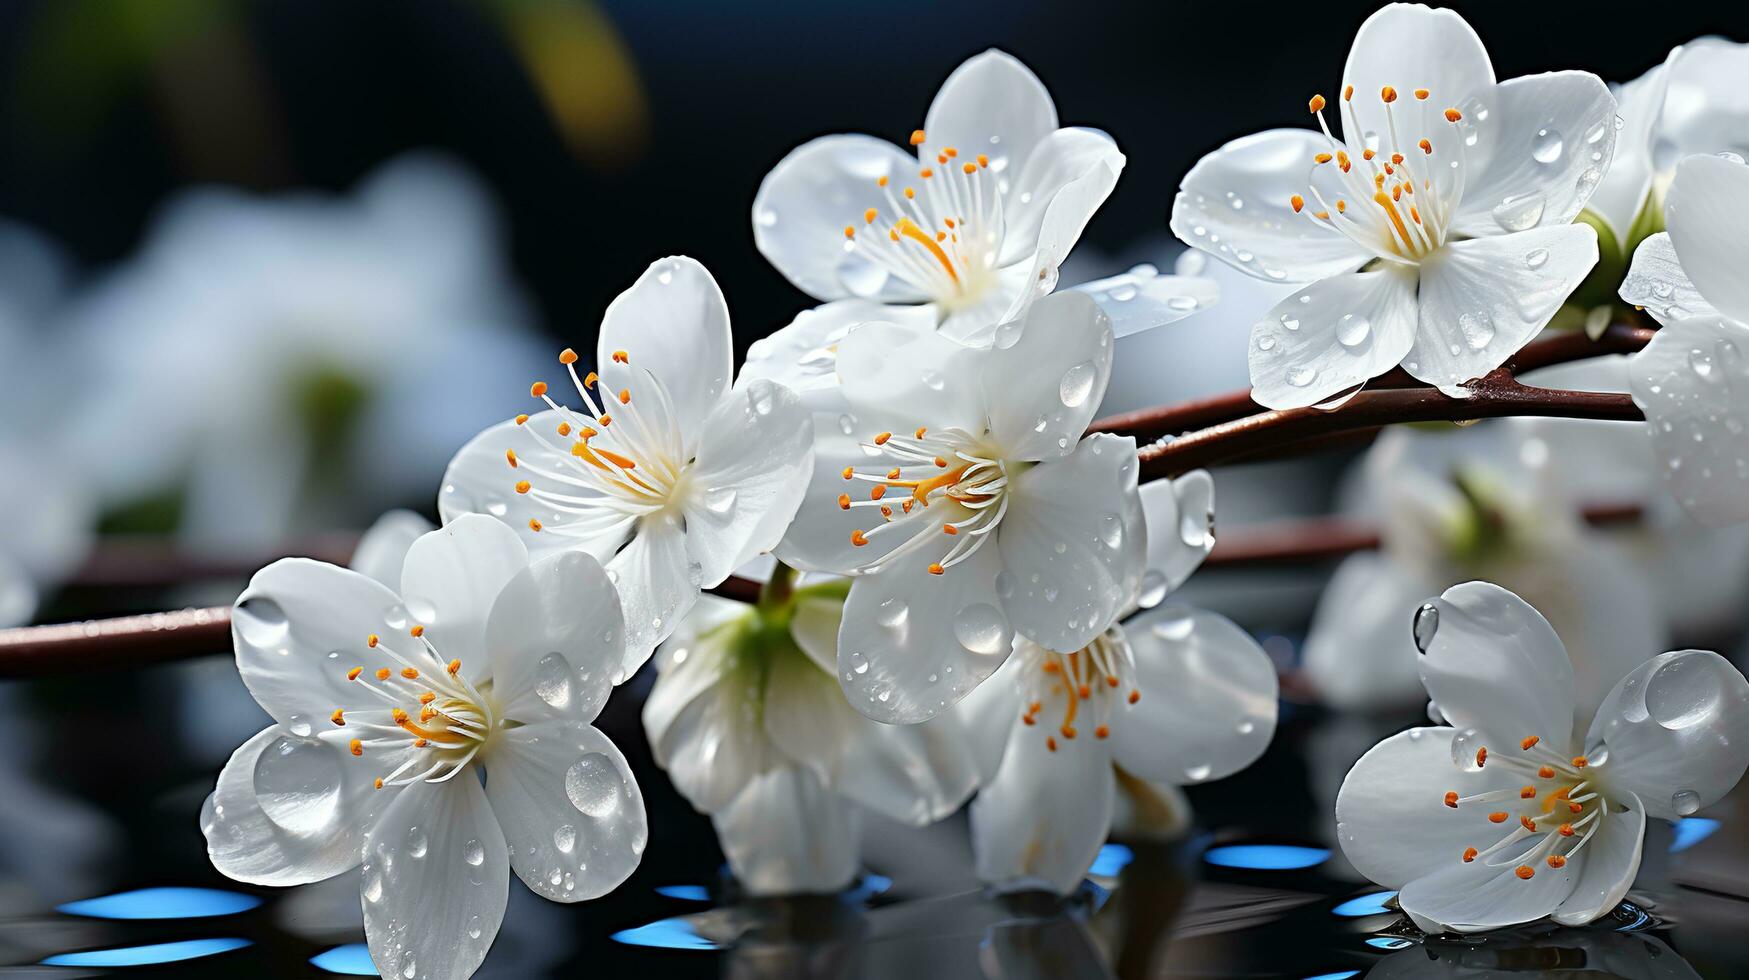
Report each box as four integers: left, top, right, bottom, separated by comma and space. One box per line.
0, 0, 1734, 357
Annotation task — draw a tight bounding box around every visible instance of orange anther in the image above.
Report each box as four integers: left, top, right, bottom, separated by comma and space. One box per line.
558, 348, 578, 365
514, 413, 529, 426
977, 154, 989, 167
612, 350, 629, 363
348, 666, 364, 680
1343, 84, 1354, 101
1476, 747, 1487, 768
1308, 94, 1327, 113
556, 422, 571, 437
596, 414, 611, 426
1363, 148, 1376, 161
1095, 725, 1109, 739
1488, 811, 1508, 823
350, 739, 363, 756
943, 524, 958, 535
376, 668, 392, 681
1515, 865, 1535, 880
864, 208, 878, 224
1559, 823, 1574, 837
1337, 199, 1347, 213
920, 167, 934, 179
909, 129, 926, 145
530, 380, 551, 399
447, 659, 461, 675
1539, 766, 1555, 778
1414, 88, 1430, 100
1462, 847, 1478, 863
1419, 138, 1433, 154
1314, 210, 1330, 219
1022, 715, 1035, 726
904, 187, 916, 200
902, 500, 914, 513
927, 563, 945, 575
842, 466, 855, 480
1060, 725, 1077, 739
851, 530, 868, 547
1106, 675, 1119, 688
1569, 802, 1583, 813
420, 692, 436, 704
1521, 736, 1540, 750
506, 448, 518, 468
838, 493, 852, 510
515, 480, 531, 494
410, 625, 425, 638
870, 485, 887, 500
944, 146, 958, 157
1047, 736, 1057, 752
1315, 152, 1333, 164
374, 778, 384, 789
1521, 785, 1536, 799
874, 431, 892, 445
1127, 689, 1140, 704
1290, 194, 1305, 213
618, 388, 631, 404
1571, 756, 1588, 768
963, 162, 977, 174
414, 738, 429, 748
331, 709, 345, 726
1381, 86, 1398, 103
1521, 816, 1538, 832
583, 371, 598, 388
880, 505, 893, 518
844, 226, 856, 239
1547, 855, 1567, 868
401, 667, 419, 679
937, 154, 947, 164
1444, 108, 1463, 122
877, 175, 889, 187
1444, 791, 1459, 808
1391, 152, 1404, 165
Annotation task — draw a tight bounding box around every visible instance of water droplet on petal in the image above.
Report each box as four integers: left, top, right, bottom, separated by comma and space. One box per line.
1287, 365, 1317, 387
1337, 314, 1370, 348
1458, 312, 1495, 350
463, 838, 486, 866
1413, 602, 1440, 653
566, 753, 625, 817
1137, 570, 1168, 609
1532, 127, 1564, 164
1491, 192, 1546, 232
876, 599, 908, 629
535, 652, 574, 709
953, 603, 1008, 655
555, 824, 577, 854
1058, 361, 1097, 407
253, 735, 343, 835
1524, 248, 1549, 270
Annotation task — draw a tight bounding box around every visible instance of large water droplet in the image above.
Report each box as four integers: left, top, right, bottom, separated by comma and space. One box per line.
1058, 361, 1097, 407
1644, 654, 1722, 730
253, 734, 343, 835
234, 597, 290, 650
1458, 312, 1496, 350
554, 824, 577, 854
875, 599, 908, 629
535, 651, 574, 709
1257, 335, 1277, 351
1413, 602, 1440, 653
1137, 570, 1168, 609
406, 825, 429, 859
463, 838, 486, 866
953, 603, 1008, 655
1450, 728, 1486, 771
1491, 193, 1546, 232
566, 753, 624, 817
1672, 790, 1702, 816
1166, 295, 1199, 311
1337, 314, 1370, 348
1531, 127, 1564, 164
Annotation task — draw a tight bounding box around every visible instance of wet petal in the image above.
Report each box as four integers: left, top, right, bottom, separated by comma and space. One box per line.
1139, 471, 1215, 597
605, 513, 700, 681
922, 50, 1057, 184
485, 551, 624, 726
970, 720, 1113, 896
596, 256, 734, 446
1552, 793, 1645, 926
682, 380, 814, 586
1663, 153, 1749, 323
1619, 232, 1715, 325
1628, 316, 1749, 527
713, 766, 860, 896
397, 515, 530, 673
1396, 832, 1580, 934
1070, 266, 1220, 340
980, 291, 1114, 460
1248, 263, 1420, 410
347, 510, 433, 592
1341, 4, 1494, 174
1415, 582, 1577, 753
993, 128, 1124, 300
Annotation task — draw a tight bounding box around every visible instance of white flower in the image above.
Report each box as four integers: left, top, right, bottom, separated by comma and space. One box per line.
1590, 38, 1749, 249
959, 474, 1276, 895
1620, 154, 1749, 527
643, 585, 980, 895
64, 155, 547, 552
1302, 424, 1663, 712
203, 515, 646, 980
776, 291, 1143, 724
440, 257, 815, 679
752, 50, 1208, 347
1170, 3, 1616, 407
1336, 582, 1749, 934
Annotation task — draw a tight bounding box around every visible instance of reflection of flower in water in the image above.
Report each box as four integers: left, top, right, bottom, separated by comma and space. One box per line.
63, 153, 547, 551
1367, 924, 1701, 980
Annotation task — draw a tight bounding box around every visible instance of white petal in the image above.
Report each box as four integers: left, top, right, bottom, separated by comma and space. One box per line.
1628, 315, 1749, 527
998, 433, 1145, 652
234, 558, 432, 728
649, 645, 776, 813
1396, 833, 1580, 934
1449, 72, 1619, 239
398, 515, 530, 672
1071, 267, 1220, 340
201, 725, 384, 886
348, 510, 434, 591
838, 526, 1012, 724
837, 317, 986, 432
1170, 129, 1373, 283
980, 291, 1113, 460
1112, 607, 1276, 785
360, 777, 508, 980
681, 380, 814, 585
1405, 223, 1598, 396
772, 424, 890, 574
752, 135, 929, 304
1139, 472, 1214, 597
1416, 582, 1577, 751
1248, 263, 1420, 410
713, 766, 860, 896
1334, 727, 1522, 888
788, 592, 844, 673
970, 721, 1114, 895
1552, 793, 1645, 926
922, 50, 1057, 184
1583, 650, 1749, 820
951, 651, 1025, 785
1112, 770, 1194, 840
439, 410, 635, 564
1664, 153, 1749, 323
1619, 232, 1715, 325
1301, 554, 1436, 710
1341, 5, 1494, 171
740, 299, 928, 396
1589, 58, 1670, 243
641, 596, 748, 757
485, 551, 624, 725
596, 256, 734, 446
605, 513, 700, 681
992, 128, 1124, 293
484, 719, 646, 901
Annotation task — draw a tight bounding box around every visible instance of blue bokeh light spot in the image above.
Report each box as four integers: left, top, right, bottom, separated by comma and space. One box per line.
1089, 843, 1135, 877
42, 938, 251, 967
1203, 845, 1331, 870
1332, 891, 1397, 917
1671, 818, 1721, 853
611, 916, 721, 950
655, 884, 711, 901
58, 886, 262, 920
310, 943, 378, 975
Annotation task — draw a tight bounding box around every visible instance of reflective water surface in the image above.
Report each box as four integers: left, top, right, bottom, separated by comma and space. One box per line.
2, 663, 1747, 979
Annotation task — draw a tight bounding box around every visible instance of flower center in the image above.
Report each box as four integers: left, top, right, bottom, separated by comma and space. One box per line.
507, 348, 693, 534
1441, 730, 1613, 879
1017, 631, 1140, 750
333, 626, 494, 789
1292, 87, 1468, 262
840, 424, 1010, 575
842, 130, 1004, 310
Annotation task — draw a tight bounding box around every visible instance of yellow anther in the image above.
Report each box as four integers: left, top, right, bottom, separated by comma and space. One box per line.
506, 448, 518, 468
583, 371, 598, 388
530, 381, 548, 397
559, 348, 578, 365
557, 422, 571, 437
844, 226, 856, 240
618, 388, 631, 405
864, 208, 878, 223
877, 175, 889, 187
421, 707, 437, 723
514, 413, 529, 425
420, 692, 436, 704
612, 350, 629, 363
976, 153, 989, 167
1539, 766, 1556, 778
1314, 152, 1333, 164
367, 635, 379, 648
401, 667, 419, 680
962, 162, 977, 174
920, 167, 934, 179
374, 778, 384, 790
903, 187, 915, 200
348, 666, 363, 680
1571, 756, 1588, 769
909, 129, 926, 145
350, 739, 363, 756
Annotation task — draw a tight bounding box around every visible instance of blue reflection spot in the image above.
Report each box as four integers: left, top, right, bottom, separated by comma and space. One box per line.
42, 938, 251, 966
1366, 937, 1416, 950
1671, 817, 1721, 852
845, 873, 892, 902
611, 917, 720, 950
1089, 843, 1135, 877
1304, 972, 1362, 980
58, 887, 262, 920
1332, 891, 1397, 917
1203, 845, 1330, 870
655, 885, 711, 901
311, 944, 378, 975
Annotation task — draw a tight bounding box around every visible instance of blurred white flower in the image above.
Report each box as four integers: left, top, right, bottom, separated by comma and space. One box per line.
1619, 154, 1749, 527
643, 584, 980, 896
1171, 3, 1615, 407
205, 516, 645, 980
1302, 424, 1663, 712
1336, 582, 1749, 933
753, 49, 1210, 348
441, 257, 814, 680
0, 222, 92, 626
64, 153, 546, 552
776, 292, 1143, 725
960, 475, 1275, 895
1590, 38, 1749, 248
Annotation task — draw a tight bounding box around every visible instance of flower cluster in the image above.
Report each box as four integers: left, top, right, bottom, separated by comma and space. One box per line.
187, 5, 1749, 978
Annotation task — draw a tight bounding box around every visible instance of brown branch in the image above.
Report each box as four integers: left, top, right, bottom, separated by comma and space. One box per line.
1090, 323, 1655, 447
1139, 373, 1642, 480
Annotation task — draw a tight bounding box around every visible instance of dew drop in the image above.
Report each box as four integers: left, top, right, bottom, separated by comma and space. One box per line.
566, 753, 624, 817
1184, 764, 1213, 782
253, 735, 343, 835
1412, 602, 1440, 653
875, 599, 908, 629
1280, 314, 1301, 331
1691, 348, 1716, 380
555, 824, 577, 854
1166, 294, 1199, 311
534, 651, 574, 709
1058, 361, 1097, 407
1524, 247, 1549, 270
1531, 127, 1564, 164
1109, 284, 1137, 302
849, 651, 870, 675
1337, 313, 1370, 348
703, 486, 737, 514
1458, 311, 1495, 350
921, 369, 945, 391
463, 838, 486, 866
1450, 728, 1486, 771
1257, 335, 1277, 351
1672, 790, 1702, 816
1287, 365, 1317, 388
1137, 570, 1168, 610
953, 603, 1008, 655
837, 413, 856, 436
406, 826, 429, 859
1491, 192, 1546, 232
